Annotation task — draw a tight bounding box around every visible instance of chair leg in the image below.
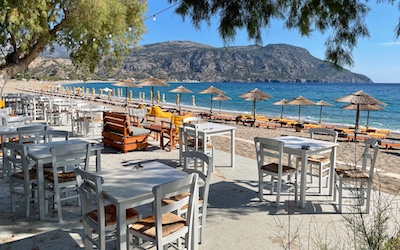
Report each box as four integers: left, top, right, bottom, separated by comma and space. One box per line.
318, 163, 323, 194
258, 173, 264, 201
276, 177, 282, 207
366, 181, 372, 214
338, 179, 343, 213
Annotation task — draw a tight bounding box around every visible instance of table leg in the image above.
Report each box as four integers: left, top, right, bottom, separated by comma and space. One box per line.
116, 203, 127, 250
179, 128, 183, 166
96, 149, 101, 172
329, 146, 337, 196
231, 129, 235, 167
300, 151, 307, 208
37, 159, 45, 220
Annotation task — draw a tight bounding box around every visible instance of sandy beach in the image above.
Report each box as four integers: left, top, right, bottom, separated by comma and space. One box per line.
5, 79, 400, 196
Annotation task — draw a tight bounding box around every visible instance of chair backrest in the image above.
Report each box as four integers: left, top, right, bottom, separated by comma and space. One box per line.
254, 137, 285, 173
182, 151, 213, 211
2, 142, 30, 178
36, 130, 69, 143
183, 122, 200, 152
74, 168, 106, 235
152, 173, 199, 248
50, 143, 91, 175
182, 116, 200, 124
362, 139, 379, 175
17, 124, 49, 144
309, 128, 338, 143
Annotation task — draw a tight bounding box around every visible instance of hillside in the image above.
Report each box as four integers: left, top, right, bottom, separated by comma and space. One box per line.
28, 41, 372, 83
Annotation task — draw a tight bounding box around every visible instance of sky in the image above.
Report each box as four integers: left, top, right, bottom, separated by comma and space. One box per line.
140, 1, 400, 83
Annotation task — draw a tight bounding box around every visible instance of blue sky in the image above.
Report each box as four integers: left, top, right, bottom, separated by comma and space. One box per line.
140, 1, 400, 83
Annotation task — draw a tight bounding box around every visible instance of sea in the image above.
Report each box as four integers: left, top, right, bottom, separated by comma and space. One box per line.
63, 82, 400, 133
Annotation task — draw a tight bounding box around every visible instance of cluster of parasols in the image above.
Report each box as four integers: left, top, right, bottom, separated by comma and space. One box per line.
112, 78, 386, 132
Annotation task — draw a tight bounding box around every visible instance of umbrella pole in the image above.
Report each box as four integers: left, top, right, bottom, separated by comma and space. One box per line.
219, 100, 222, 113
125, 87, 128, 107
209, 94, 212, 113
253, 99, 256, 124
298, 106, 301, 122
281, 106, 284, 119
179, 93, 182, 115
152, 86, 154, 106
366, 111, 370, 128
319, 106, 323, 124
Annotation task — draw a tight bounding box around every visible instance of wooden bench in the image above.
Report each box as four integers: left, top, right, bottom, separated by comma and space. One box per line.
102, 111, 150, 153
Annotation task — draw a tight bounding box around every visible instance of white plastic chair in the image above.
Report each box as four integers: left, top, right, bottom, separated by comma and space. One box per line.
3, 142, 37, 217
254, 137, 298, 207
307, 128, 338, 193
128, 173, 199, 250
334, 139, 379, 214
44, 142, 91, 222
75, 168, 140, 250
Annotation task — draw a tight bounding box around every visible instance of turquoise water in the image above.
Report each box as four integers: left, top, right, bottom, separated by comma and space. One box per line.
63, 82, 400, 133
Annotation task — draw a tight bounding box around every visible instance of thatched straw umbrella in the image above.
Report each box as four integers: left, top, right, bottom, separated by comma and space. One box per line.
286, 96, 315, 122
212, 94, 232, 113
273, 98, 288, 119
138, 78, 170, 106
315, 100, 333, 124
198, 85, 225, 113
239, 88, 273, 122
169, 85, 193, 114
341, 103, 384, 128
335, 90, 386, 133
113, 79, 141, 106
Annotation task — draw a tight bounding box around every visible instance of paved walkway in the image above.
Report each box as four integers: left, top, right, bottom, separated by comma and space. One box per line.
1, 125, 400, 249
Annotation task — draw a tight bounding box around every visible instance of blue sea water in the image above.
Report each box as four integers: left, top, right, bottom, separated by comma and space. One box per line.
63, 82, 400, 133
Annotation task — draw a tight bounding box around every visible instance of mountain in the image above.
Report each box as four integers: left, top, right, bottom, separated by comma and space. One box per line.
29, 41, 372, 83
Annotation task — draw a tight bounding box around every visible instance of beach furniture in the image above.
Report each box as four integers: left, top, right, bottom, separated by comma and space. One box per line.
254, 121, 280, 129
102, 111, 150, 153
75, 168, 139, 250
161, 114, 191, 151
254, 137, 298, 207
210, 114, 236, 122
306, 128, 338, 193
380, 139, 400, 150
3, 143, 37, 218
165, 151, 213, 244
273, 135, 338, 208
45, 142, 91, 222
333, 139, 379, 214
345, 133, 370, 142
128, 173, 199, 250
182, 123, 214, 169
303, 123, 322, 130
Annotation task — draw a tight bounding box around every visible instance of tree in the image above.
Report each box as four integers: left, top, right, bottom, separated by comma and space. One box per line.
0, 0, 147, 96
168, 0, 400, 68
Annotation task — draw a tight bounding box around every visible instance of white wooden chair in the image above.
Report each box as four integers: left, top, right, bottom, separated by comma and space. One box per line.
17, 124, 51, 144
254, 137, 298, 207
3, 142, 37, 217
307, 128, 338, 193
182, 122, 214, 173
44, 142, 91, 222
334, 139, 379, 214
164, 151, 213, 244
75, 168, 140, 250
128, 173, 199, 250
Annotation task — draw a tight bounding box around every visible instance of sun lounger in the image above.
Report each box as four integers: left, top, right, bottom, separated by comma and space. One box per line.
210, 114, 236, 122
303, 124, 322, 130
380, 139, 400, 149
278, 119, 298, 128
345, 133, 370, 142
254, 121, 280, 129
366, 128, 391, 135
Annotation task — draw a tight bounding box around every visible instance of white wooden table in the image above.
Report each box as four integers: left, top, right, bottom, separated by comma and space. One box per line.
273, 136, 338, 208
97, 161, 192, 250
75, 107, 109, 137
179, 122, 236, 167
27, 139, 103, 220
